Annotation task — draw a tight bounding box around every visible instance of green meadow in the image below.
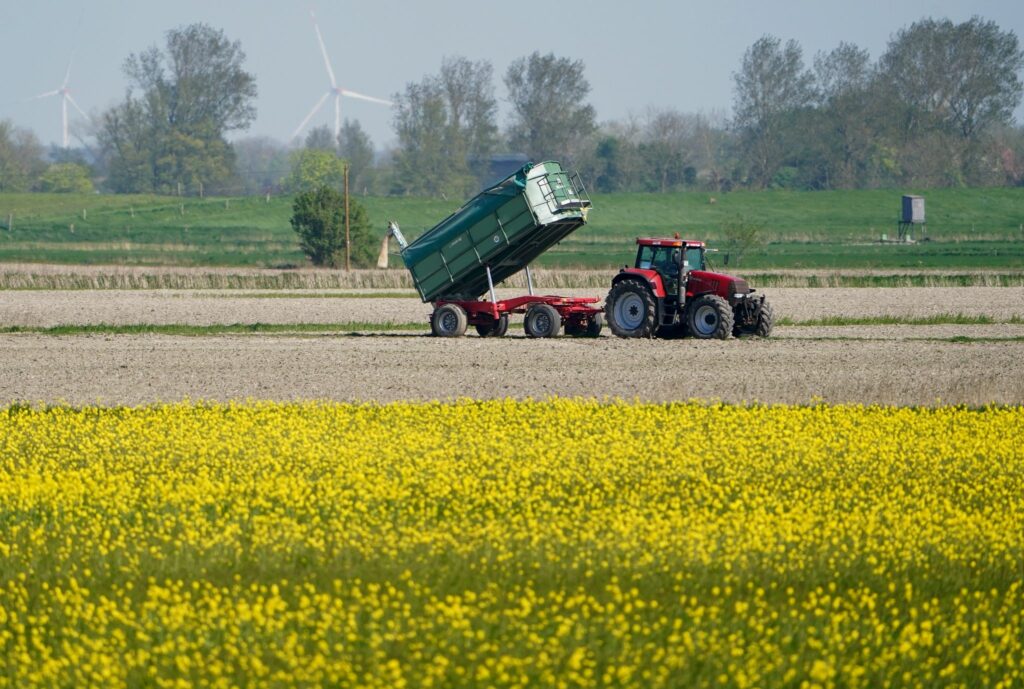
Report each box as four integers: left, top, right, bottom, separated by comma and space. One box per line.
0, 187, 1021, 269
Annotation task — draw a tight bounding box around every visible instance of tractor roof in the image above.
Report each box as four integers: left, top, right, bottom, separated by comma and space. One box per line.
636, 237, 705, 248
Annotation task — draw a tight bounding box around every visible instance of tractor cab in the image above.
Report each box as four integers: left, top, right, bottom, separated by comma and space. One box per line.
634, 238, 705, 298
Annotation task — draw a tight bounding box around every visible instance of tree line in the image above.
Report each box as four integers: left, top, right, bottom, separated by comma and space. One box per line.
1, 16, 1022, 197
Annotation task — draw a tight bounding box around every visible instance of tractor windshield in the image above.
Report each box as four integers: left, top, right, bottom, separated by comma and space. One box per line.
636, 244, 705, 273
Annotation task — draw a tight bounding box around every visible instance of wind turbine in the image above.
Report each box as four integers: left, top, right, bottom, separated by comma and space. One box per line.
291, 10, 392, 143
29, 57, 88, 148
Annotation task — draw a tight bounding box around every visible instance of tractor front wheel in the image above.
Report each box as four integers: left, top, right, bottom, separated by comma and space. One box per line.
431, 303, 468, 337
606, 280, 656, 338
755, 300, 774, 337
686, 295, 733, 340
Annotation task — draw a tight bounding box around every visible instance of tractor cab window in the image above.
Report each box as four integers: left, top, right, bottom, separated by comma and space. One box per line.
637, 245, 681, 275
684, 247, 704, 271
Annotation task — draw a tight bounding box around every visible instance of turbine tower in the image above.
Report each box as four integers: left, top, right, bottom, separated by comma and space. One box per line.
291, 10, 392, 143
30, 58, 88, 148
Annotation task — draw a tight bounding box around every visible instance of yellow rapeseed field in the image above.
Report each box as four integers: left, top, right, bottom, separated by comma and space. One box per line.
0, 399, 1021, 688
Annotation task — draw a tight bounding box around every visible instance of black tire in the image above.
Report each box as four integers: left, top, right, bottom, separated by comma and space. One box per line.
755, 300, 774, 337
475, 314, 509, 338
431, 303, 468, 337
524, 304, 561, 338
686, 294, 734, 340
565, 313, 603, 338
605, 279, 656, 338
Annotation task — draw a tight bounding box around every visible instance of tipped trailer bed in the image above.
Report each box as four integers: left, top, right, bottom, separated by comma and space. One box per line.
388, 162, 603, 338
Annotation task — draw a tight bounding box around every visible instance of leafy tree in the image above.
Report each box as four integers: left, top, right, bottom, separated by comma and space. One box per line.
0, 120, 45, 192
98, 23, 257, 194
338, 119, 375, 192
877, 17, 1024, 184
504, 52, 596, 164
284, 148, 346, 193
732, 36, 814, 188
392, 56, 497, 196
39, 163, 94, 193
232, 136, 290, 194
291, 186, 374, 268
720, 215, 765, 266
639, 108, 698, 192
808, 42, 878, 189
304, 125, 337, 152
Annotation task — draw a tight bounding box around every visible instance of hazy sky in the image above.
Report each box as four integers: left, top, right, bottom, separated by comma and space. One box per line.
2, 0, 1023, 150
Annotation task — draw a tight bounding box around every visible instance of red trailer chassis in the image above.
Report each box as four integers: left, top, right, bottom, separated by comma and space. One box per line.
430, 294, 603, 338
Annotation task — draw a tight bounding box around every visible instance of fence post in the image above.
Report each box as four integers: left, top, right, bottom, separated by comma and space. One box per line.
6, 213, 11, 232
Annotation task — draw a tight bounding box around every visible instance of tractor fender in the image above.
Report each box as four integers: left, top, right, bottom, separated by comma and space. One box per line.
611, 269, 667, 299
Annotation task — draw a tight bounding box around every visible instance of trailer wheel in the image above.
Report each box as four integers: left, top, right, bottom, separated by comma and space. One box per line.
686, 295, 734, 340
606, 279, 656, 338
431, 304, 468, 337
524, 304, 561, 338
755, 300, 774, 337
475, 314, 509, 338
585, 312, 603, 337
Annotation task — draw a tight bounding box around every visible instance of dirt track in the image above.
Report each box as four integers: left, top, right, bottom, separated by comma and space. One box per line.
1, 287, 1022, 406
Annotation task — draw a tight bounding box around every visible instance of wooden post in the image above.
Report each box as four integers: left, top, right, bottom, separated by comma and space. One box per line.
344, 164, 351, 272
199, 181, 204, 198
130, 207, 135, 218
6, 213, 11, 232
180, 204, 185, 216
82, 208, 87, 220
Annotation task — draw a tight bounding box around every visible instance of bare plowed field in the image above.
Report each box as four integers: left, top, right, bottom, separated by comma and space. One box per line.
1, 287, 1022, 406
3, 287, 1024, 327
1, 330, 1021, 406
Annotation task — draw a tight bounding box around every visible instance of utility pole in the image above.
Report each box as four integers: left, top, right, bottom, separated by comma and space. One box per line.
344, 164, 351, 272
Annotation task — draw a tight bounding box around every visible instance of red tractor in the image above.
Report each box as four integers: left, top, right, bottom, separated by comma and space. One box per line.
604, 237, 773, 339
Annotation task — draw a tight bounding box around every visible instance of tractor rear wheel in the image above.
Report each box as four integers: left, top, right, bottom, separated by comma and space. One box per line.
431, 303, 468, 337
606, 279, 656, 338
686, 295, 733, 340
755, 300, 774, 337
475, 314, 509, 338
524, 304, 561, 338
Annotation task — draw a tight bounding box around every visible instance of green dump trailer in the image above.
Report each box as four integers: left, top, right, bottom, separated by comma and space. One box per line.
387, 161, 602, 338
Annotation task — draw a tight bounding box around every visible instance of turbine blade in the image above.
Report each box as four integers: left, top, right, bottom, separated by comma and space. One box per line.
310, 11, 337, 88
66, 93, 88, 118
63, 58, 74, 88
291, 91, 331, 140
334, 93, 341, 142
340, 89, 393, 106
28, 90, 61, 101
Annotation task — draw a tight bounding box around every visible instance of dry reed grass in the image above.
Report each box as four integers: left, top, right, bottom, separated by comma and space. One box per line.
2, 263, 1024, 290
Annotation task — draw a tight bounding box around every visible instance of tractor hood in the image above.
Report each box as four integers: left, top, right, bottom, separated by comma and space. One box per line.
687, 270, 750, 299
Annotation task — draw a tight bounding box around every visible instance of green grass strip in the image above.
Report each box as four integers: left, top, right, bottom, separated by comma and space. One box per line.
779, 314, 1023, 326
0, 322, 428, 336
